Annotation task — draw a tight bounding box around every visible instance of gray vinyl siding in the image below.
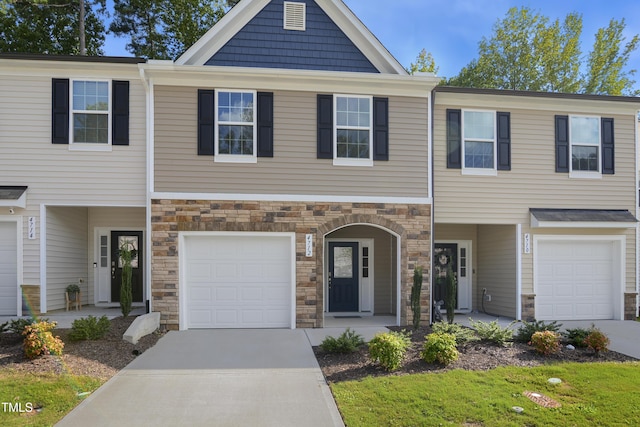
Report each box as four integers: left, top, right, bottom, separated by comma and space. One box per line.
0, 71, 146, 292
477, 225, 517, 318
434, 104, 637, 223
154, 86, 429, 198
46, 207, 89, 310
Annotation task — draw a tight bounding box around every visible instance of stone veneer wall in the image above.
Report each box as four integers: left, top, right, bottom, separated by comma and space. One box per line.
151, 199, 431, 330
522, 293, 637, 321
624, 293, 638, 320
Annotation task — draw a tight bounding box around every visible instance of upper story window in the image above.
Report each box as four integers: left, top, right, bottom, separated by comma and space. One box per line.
555, 114, 614, 177
446, 109, 510, 173
72, 80, 110, 144
570, 116, 600, 172
215, 90, 257, 163
334, 95, 373, 166
463, 110, 496, 172
52, 78, 129, 149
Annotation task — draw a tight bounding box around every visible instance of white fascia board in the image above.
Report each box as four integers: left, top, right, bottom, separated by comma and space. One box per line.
176, 0, 271, 66
316, 0, 407, 75
0, 59, 141, 79
435, 91, 640, 116
151, 192, 432, 205
0, 192, 26, 209
142, 64, 439, 97
530, 214, 638, 229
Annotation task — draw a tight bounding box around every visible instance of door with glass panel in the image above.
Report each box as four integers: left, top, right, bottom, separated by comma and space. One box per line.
328, 242, 359, 312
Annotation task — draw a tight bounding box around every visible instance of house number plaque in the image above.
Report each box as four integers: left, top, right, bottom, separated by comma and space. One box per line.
305, 234, 313, 257
28, 217, 36, 240
523, 233, 530, 254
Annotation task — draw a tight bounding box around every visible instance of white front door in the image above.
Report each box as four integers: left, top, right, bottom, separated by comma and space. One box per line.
434, 241, 472, 312
0, 221, 18, 315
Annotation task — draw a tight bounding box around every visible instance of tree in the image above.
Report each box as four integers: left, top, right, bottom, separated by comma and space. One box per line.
407, 48, 439, 75
0, 0, 106, 55
110, 0, 229, 60
447, 7, 639, 96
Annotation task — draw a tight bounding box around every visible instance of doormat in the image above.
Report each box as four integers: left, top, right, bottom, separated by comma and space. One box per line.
333, 316, 362, 319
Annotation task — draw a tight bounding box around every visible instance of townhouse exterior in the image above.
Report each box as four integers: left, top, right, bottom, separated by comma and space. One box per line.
0, 0, 638, 329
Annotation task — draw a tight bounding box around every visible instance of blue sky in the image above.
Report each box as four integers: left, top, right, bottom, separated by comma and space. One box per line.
104, 0, 640, 87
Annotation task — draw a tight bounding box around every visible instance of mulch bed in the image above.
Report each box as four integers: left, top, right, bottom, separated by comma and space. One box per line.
314, 325, 637, 384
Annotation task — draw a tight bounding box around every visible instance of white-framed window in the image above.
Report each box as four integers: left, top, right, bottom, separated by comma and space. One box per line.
462, 109, 496, 174
570, 115, 600, 175
71, 80, 111, 147
334, 95, 373, 166
215, 90, 257, 163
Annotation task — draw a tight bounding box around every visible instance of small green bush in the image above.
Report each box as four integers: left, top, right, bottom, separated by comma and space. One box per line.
514, 320, 562, 343
422, 332, 459, 365
320, 328, 365, 354
431, 322, 478, 346
564, 327, 591, 348
530, 330, 560, 355
368, 331, 412, 371
0, 321, 8, 333
7, 317, 37, 335
22, 321, 64, 359
585, 328, 610, 354
469, 319, 513, 346
69, 315, 111, 341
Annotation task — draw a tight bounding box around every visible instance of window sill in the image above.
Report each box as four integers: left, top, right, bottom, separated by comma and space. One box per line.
461, 168, 498, 176
68, 144, 112, 152
333, 158, 374, 167
569, 171, 602, 179
214, 155, 258, 164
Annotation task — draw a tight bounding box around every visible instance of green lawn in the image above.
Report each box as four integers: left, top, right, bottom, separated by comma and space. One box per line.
332, 362, 640, 427
0, 371, 104, 427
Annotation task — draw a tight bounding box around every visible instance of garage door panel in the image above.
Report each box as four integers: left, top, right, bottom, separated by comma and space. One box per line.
536, 239, 617, 321
185, 235, 292, 328
0, 222, 17, 316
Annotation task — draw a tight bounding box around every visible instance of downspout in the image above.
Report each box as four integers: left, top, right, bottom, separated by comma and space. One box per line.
516, 224, 522, 320
139, 66, 153, 313
636, 112, 639, 318
429, 88, 435, 324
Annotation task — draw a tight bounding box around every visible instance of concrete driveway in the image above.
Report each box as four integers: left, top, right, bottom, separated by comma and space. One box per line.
56, 329, 344, 427
560, 320, 640, 359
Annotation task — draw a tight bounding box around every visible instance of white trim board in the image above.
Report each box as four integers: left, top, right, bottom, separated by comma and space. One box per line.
151, 192, 431, 205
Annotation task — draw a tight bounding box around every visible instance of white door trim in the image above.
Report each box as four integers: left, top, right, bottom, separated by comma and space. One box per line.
178, 231, 297, 331
325, 238, 375, 315
0, 216, 23, 316
94, 227, 146, 307
435, 240, 473, 313
533, 234, 625, 320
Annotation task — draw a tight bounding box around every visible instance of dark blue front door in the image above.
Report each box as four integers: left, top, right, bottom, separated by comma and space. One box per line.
329, 242, 359, 312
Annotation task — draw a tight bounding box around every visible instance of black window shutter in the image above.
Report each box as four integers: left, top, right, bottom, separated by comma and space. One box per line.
601, 117, 614, 175
373, 97, 389, 161
112, 80, 130, 146
52, 78, 69, 144
197, 89, 215, 156
496, 112, 511, 171
555, 115, 569, 173
257, 92, 274, 158
446, 109, 462, 169
317, 94, 333, 159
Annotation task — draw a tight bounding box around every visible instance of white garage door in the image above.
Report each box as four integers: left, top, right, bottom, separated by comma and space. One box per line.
536, 239, 618, 321
184, 234, 293, 328
0, 222, 18, 316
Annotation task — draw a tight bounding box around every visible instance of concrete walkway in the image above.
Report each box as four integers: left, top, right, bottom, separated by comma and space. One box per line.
56, 329, 344, 427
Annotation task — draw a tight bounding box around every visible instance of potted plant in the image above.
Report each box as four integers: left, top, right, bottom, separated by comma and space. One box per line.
66, 283, 80, 301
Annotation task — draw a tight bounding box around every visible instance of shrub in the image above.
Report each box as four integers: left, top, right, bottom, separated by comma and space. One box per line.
368, 331, 412, 371
530, 330, 560, 355
422, 332, 459, 365
514, 320, 562, 343
410, 267, 423, 329
469, 319, 513, 346
320, 328, 364, 354
0, 321, 8, 333
69, 315, 111, 341
7, 317, 37, 335
564, 327, 591, 348
431, 322, 478, 346
22, 321, 64, 359
585, 328, 610, 354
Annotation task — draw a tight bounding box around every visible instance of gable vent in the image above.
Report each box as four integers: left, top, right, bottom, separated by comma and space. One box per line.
284, 1, 306, 31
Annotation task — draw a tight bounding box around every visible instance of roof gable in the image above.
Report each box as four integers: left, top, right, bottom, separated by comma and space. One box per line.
177, 0, 406, 75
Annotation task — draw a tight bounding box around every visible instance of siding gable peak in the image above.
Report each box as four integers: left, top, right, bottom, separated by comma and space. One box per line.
176, 0, 407, 75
